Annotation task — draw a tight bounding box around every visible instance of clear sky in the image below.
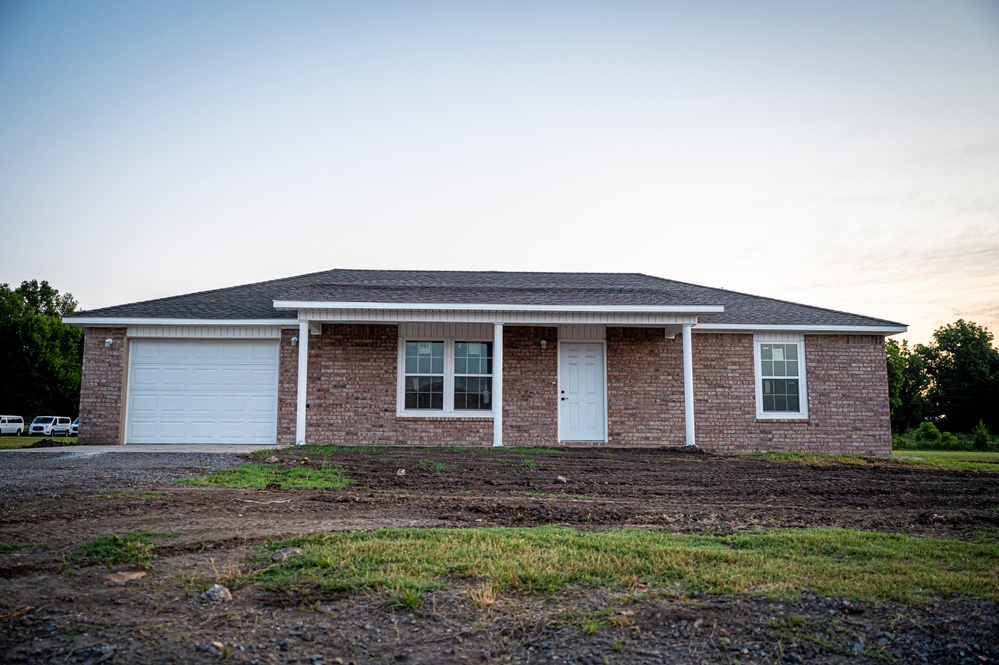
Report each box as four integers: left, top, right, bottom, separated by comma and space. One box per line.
1, 1, 997, 345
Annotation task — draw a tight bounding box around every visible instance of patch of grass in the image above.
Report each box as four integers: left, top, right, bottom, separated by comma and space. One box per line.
254, 527, 999, 604
418, 459, 451, 472
892, 450, 999, 472
386, 588, 424, 611
750, 452, 876, 467
520, 459, 536, 468
0, 543, 29, 555
177, 463, 351, 488
95, 491, 169, 500
71, 532, 176, 570
0, 436, 79, 450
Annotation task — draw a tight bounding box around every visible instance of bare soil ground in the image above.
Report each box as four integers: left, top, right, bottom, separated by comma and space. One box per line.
1, 447, 997, 664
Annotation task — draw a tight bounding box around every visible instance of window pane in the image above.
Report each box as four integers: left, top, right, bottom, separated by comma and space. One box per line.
763, 395, 775, 411
773, 360, 786, 377
785, 345, 797, 361
761, 345, 772, 361
432, 357, 444, 374
772, 346, 785, 361
761, 360, 773, 377
454, 376, 492, 410
455, 341, 492, 376
786, 395, 799, 411
405, 356, 417, 373
786, 360, 798, 377
774, 395, 787, 411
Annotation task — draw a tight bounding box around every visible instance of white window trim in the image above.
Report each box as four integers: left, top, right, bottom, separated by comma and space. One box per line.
754, 334, 809, 420
396, 335, 495, 419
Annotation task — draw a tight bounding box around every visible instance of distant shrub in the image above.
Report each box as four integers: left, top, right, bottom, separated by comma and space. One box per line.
972, 420, 990, 452
893, 422, 965, 451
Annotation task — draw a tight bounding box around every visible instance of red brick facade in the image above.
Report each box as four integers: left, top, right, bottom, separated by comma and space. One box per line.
692, 333, 891, 455
81, 324, 892, 454
78, 327, 127, 444
607, 327, 685, 446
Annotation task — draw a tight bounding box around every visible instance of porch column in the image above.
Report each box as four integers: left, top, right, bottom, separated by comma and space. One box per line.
682, 324, 696, 446
493, 322, 504, 447
295, 319, 309, 445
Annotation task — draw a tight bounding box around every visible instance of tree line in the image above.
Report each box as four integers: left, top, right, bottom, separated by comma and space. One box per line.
0, 280, 83, 422
887, 319, 999, 442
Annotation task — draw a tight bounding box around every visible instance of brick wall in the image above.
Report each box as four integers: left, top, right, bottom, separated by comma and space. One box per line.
277, 329, 299, 445
503, 326, 558, 446
606, 327, 685, 446
78, 327, 127, 444
692, 333, 891, 455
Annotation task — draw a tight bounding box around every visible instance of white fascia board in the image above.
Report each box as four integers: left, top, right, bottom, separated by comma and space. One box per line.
272, 300, 725, 314
694, 323, 908, 335
63, 317, 297, 328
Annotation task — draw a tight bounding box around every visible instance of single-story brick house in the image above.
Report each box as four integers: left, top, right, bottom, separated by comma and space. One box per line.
63, 269, 905, 453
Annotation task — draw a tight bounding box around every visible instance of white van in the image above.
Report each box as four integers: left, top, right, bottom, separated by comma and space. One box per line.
0, 416, 24, 436
29, 416, 72, 437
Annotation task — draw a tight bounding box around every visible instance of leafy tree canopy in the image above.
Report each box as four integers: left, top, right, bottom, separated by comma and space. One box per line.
0, 281, 83, 422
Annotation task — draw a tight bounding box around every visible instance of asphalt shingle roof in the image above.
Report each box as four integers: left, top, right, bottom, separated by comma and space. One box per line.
65, 269, 904, 328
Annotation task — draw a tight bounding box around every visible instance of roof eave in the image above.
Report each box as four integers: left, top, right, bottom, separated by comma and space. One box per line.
62, 317, 296, 328
694, 323, 908, 335
272, 300, 725, 314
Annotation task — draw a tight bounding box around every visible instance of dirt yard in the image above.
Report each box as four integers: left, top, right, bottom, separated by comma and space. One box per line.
2, 446, 997, 664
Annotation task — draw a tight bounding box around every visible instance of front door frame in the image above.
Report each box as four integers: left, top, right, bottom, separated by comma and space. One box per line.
557, 340, 608, 443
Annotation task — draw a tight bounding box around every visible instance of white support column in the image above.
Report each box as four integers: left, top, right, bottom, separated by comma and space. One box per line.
295, 319, 309, 445
492, 322, 504, 447
682, 324, 696, 446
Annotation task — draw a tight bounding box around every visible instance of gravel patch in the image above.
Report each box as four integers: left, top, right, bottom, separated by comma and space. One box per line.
0, 451, 249, 499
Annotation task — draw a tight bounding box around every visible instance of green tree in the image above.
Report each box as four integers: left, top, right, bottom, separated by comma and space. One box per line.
886, 338, 930, 433
917, 320, 999, 432
0, 281, 84, 422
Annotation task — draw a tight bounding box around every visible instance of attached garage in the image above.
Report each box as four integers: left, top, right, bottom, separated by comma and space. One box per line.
125, 339, 279, 444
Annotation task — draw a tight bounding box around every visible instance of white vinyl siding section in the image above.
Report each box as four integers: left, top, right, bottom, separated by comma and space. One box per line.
298, 309, 699, 326
126, 339, 279, 444
754, 333, 808, 420
127, 325, 284, 339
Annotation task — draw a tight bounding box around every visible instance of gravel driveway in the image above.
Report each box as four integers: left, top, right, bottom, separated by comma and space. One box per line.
0, 450, 249, 498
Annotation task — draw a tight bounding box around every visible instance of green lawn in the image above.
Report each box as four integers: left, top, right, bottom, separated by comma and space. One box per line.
177, 463, 351, 489
0, 436, 78, 450
254, 526, 999, 604
892, 449, 999, 472
755, 450, 999, 472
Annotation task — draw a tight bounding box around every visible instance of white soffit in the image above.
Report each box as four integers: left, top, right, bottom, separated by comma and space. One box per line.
291, 308, 702, 326
273, 300, 723, 314
127, 325, 283, 339
694, 324, 907, 335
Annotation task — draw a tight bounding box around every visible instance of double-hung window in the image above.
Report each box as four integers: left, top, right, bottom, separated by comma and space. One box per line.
754, 335, 808, 420
399, 338, 493, 416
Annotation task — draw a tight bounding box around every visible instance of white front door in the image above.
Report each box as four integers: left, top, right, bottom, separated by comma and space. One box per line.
559, 342, 606, 441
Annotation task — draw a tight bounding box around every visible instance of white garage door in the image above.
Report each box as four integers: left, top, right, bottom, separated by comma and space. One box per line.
126, 339, 279, 444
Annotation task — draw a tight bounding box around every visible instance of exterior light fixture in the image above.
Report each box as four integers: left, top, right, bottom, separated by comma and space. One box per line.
104, 338, 113, 348
291, 336, 299, 346
540, 339, 547, 351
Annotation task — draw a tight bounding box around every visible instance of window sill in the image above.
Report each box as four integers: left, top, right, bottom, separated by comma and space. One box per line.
756, 415, 810, 423
396, 411, 494, 420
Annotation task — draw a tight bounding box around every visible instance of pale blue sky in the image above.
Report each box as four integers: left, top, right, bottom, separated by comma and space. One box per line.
1, 1, 997, 344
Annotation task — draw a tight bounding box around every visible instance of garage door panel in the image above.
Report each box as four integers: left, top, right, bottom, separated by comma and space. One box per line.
159, 394, 188, 412
192, 368, 220, 387
251, 368, 277, 385
189, 395, 219, 412
161, 368, 189, 386
131, 368, 160, 387
126, 339, 278, 444
222, 369, 249, 386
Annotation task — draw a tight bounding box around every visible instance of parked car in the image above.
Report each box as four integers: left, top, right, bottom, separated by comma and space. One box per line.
0, 415, 24, 436
29, 416, 72, 437
70, 418, 79, 436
